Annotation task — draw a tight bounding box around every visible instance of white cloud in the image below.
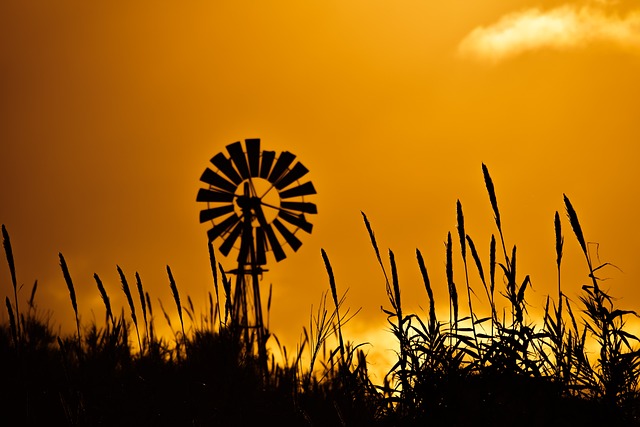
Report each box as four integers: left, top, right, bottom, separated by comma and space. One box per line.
458, 5, 640, 63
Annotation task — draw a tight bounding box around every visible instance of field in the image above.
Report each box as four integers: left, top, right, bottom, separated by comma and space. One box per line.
2, 165, 640, 426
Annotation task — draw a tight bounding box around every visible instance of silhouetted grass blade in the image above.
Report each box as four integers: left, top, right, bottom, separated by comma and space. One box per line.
321, 248, 344, 363
59, 253, 80, 342
555, 211, 564, 269
362, 211, 391, 297
446, 232, 458, 325
167, 265, 186, 349
2, 225, 18, 305
456, 200, 466, 260
416, 249, 436, 329
93, 273, 114, 325
482, 163, 501, 231
563, 194, 587, 257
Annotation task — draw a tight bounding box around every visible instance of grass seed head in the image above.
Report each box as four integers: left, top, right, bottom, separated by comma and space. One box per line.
2, 224, 17, 293
563, 194, 587, 257
93, 273, 114, 325
482, 163, 501, 231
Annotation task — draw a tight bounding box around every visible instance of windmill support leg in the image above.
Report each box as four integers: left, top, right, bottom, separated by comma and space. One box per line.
250, 267, 268, 376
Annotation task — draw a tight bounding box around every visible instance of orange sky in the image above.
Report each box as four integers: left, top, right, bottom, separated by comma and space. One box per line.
2, 0, 640, 375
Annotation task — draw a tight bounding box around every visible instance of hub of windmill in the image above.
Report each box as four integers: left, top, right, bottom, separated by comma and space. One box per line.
233, 177, 281, 226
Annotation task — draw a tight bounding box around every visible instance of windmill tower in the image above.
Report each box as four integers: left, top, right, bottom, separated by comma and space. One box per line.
196, 138, 317, 358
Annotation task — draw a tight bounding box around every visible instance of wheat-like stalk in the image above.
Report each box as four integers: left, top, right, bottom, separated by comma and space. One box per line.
482, 163, 501, 232
321, 248, 345, 365
207, 240, 221, 328
117, 265, 141, 351
167, 265, 186, 351
2, 225, 20, 338
554, 211, 564, 329
27, 280, 38, 311
93, 273, 114, 326
445, 232, 458, 328
135, 272, 149, 345
416, 249, 436, 331
457, 200, 478, 349
361, 211, 391, 300
59, 253, 81, 343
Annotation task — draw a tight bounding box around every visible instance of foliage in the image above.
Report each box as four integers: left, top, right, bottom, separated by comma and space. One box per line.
2, 165, 640, 426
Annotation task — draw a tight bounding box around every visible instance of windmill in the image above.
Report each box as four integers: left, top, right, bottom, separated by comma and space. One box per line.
196, 138, 317, 359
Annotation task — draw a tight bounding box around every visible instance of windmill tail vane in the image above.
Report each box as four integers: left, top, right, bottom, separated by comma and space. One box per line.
196, 138, 317, 361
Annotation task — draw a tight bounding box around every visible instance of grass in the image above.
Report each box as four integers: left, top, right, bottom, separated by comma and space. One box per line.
2, 164, 640, 426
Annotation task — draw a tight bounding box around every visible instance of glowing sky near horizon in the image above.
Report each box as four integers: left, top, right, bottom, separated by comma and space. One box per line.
1, 0, 640, 374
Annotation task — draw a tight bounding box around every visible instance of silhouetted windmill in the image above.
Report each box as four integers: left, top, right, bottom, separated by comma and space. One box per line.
196, 138, 317, 359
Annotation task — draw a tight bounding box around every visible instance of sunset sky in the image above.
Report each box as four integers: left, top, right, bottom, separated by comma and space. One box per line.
2, 0, 640, 375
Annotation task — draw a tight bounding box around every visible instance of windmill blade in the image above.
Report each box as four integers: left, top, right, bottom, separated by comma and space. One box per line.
272, 219, 302, 251
197, 188, 235, 203
199, 204, 235, 223
207, 213, 240, 241
275, 162, 309, 190
268, 151, 296, 184
227, 141, 251, 179
262, 222, 286, 261
219, 221, 243, 256
260, 151, 276, 179
280, 201, 318, 214
278, 210, 313, 234
211, 153, 242, 184
279, 181, 317, 199
200, 168, 237, 193
246, 138, 261, 177
255, 227, 267, 265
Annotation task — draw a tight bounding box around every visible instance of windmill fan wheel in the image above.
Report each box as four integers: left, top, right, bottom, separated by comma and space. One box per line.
196, 138, 317, 264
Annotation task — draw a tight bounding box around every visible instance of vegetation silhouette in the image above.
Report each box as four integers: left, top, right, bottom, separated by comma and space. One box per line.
2, 165, 640, 426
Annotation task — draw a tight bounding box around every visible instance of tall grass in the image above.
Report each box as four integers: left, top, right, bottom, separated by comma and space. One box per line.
2, 164, 640, 426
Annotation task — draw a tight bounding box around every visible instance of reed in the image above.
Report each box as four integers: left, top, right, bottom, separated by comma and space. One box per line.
167, 265, 187, 353
208, 240, 221, 328
27, 280, 38, 311
361, 211, 391, 301
117, 265, 142, 351
445, 232, 458, 330
321, 248, 345, 365
93, 273, 114, 327
482, 163, 508, 263
457, 200, 479, 352
135, 272, 149, 345
59, 253, 81, 344
2, 225, 19, 337
416, 249, 436, 332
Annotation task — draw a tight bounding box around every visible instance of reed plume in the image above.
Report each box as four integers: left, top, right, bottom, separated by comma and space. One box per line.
445, 232, 458, 327
93, 273, 114, 326
416, 249, 436, 331
135, 272, 149, 344
167, 265, 186, 350
59, 253, 81, 343
117, 265, 142, 351
321, 248, 345, 365
2, 225, 20, 337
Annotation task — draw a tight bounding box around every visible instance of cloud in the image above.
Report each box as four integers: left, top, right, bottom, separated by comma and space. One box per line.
458, 5, 640, 63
